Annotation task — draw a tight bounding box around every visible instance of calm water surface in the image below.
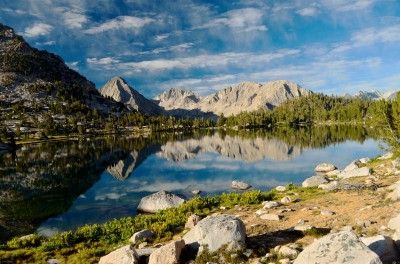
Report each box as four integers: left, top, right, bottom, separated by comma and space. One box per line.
0, 126, 383, 241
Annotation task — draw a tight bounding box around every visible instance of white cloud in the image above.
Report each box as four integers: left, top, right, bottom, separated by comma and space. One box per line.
194, 8, 268, 32
23, 23, 53, 37
62, 10, 88, 29
321, 0, 377, 12
86, 57, 120, 65
85, 16, 155, 34
35, 40, 56, 46
154, 34, 170, 42
331, 25, 400, 54
138, 43, 194, 55
116, 49, 299, 72
296, 7, 318, 16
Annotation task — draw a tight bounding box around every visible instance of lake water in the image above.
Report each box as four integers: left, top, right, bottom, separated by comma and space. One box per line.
0, 126, 383, 242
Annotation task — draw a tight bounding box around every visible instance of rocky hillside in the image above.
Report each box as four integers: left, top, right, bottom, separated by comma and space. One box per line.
0, 23, 123, 115
154, 80, 312, 117
99, 76, 163, 115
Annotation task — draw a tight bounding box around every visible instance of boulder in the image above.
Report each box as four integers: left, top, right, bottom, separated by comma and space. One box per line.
136, 248, 157, 257
280, 196, 292, 204
263, 201, 282, 209
259, 214, 281, 221
388, 213, 400, 230
129, 229, 154, 244
278, 245, 299, 259
338, 167, 371, 179
99, 245, 139, 264
360, 157, 371, 164
387, 181, 400, 201
314, 163, 337, 172
276, 185, 286, 192
185, 214, 201, 229
302, 175, 329, 187
319, 180, 339, 191
137, 190, 185, 213
361, 235, 400, 264
183, 214, 246, 253
231, 180, 252, 190
343, 159, 361, 172
148, 240, 185, 264
326, 169, 342, 177
293, 231, 382, 264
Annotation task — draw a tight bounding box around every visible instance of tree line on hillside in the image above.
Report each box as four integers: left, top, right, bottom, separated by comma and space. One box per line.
2, 92, 400, 152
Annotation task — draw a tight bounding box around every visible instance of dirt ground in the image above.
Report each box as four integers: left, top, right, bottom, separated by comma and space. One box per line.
210, 157, 400, 262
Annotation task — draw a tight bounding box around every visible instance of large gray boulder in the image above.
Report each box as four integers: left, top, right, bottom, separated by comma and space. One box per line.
137, 190, 185, 213
343, 159, 361, 172
129, 229, 154, 244
231, 180, 252, 190
361, 235, 400, 264
302, 175, 329, 187
293, 231, 382, 264
148, 240, 185, 264
338, 167, 371, 179
315, 163, 337, 172
99, 245, 139, 264
183, 214, 246, 253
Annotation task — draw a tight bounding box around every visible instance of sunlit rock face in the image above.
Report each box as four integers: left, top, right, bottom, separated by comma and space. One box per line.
157, 134, 303, 163
154, 80, 312, 117
99, 76, 163, 115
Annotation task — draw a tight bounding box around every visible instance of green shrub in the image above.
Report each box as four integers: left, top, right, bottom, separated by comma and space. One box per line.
6, 234, 43, 249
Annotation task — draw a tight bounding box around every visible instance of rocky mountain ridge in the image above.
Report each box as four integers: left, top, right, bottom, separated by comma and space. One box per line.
344, 90, 400, 100
153, 80, 312, 117
99, 76, 163, 115
0, 23, 123, 115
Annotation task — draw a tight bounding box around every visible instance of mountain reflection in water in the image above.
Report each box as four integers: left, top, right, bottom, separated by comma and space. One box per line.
0, 126, 381, 241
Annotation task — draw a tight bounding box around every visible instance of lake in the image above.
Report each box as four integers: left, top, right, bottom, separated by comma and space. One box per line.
0, 126, 383, 242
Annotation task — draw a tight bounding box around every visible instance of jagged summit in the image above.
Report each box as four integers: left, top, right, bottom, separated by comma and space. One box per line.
99, 76, 163, 115
354, 90, 382, 100
152, 88, 203, 111
344, 90, 400, 101
153, 79, 312, 117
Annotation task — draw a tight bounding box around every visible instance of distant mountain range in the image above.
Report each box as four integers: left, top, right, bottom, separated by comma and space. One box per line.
100, 77, 312, 118
344, 90, 400, 100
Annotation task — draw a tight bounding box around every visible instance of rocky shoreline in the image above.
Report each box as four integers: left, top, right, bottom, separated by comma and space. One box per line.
97, 152, 400, 264
3, 151, 400, 264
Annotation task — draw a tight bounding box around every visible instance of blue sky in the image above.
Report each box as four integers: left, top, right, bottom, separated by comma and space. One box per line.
1, 0, 400, 98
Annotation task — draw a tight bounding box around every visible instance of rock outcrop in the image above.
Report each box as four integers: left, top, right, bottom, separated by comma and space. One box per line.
148, 239, 185, 264
293, 231, 382, 264
361, 235, 400, 264
98, 245, 139, 264
137, 190, 185, 213
302, 175, 329, 187
183, 214, 246, 253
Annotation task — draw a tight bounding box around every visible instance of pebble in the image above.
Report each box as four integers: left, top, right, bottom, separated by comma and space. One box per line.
321, 210, 335, 216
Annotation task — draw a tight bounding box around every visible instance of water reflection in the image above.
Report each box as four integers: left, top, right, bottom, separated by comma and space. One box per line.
0, 126, 381, 241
